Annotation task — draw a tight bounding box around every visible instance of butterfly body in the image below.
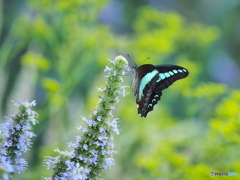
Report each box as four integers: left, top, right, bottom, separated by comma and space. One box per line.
132, 64, 189, 117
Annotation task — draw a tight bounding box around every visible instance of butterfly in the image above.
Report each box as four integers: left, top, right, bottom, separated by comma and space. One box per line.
130, 62, 189, 117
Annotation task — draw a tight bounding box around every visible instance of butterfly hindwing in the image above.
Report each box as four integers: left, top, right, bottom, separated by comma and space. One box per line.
137, 74, 161, 117
134, 64, 189, 117
138, 89, 163, 117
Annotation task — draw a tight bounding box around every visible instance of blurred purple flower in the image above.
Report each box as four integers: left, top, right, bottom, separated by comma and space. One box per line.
0, 100, 38, 176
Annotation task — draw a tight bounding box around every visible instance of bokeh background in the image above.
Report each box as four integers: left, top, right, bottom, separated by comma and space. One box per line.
1, 0, 240, 179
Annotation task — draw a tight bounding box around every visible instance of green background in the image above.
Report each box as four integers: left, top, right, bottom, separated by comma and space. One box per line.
0, 0, 240, 179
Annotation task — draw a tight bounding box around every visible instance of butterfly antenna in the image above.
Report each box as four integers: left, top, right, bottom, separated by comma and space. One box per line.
139, 57, 150, 66
127, 54, 138, 68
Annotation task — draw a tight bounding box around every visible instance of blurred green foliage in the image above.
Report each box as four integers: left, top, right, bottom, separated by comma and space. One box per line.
0, 0, 240, 179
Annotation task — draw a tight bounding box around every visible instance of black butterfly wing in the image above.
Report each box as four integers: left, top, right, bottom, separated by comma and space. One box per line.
137, 85, 163, 117
135, 64, 189, 117
137, 74, 162, 117
154, 64, 189, 91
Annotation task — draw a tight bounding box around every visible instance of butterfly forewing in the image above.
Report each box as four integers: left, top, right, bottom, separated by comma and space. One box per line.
155, 65, 189, 91
134, 64, 189, 117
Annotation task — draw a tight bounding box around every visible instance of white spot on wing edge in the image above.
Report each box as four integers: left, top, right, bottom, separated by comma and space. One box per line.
148, 104, 153, 107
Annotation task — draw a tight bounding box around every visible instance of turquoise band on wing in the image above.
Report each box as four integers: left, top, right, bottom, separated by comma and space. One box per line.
139, 70, 158, 99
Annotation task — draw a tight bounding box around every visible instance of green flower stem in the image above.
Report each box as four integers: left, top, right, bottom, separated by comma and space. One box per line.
48, 56, 128, 180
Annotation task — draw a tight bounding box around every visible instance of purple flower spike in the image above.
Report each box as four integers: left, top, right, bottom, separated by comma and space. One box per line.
0, 100, 38, 176
44, 56, 129, 179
